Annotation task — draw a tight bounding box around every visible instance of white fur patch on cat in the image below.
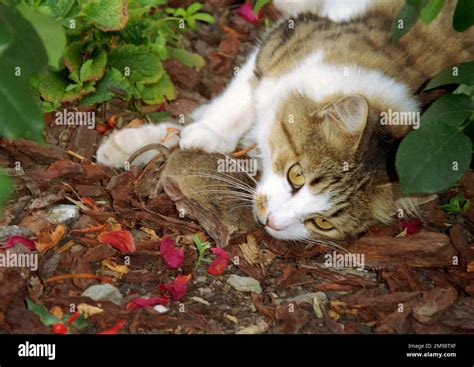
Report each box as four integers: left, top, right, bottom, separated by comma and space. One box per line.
273, 0, 375, 21
96, 122, 180, 168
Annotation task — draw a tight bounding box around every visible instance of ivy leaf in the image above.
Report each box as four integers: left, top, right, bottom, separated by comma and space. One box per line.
419, 0, 444, 24
82, 0, 129, 31
109, 44, 163, 84
26, 299, 61, 326
421, 93, 474, 127
453, 0, 474, 32
396, 121, 472, 195
63, 41, 83, 76
424, 61, 474, 90
17, 2, 66, 69
0, 172, 12, 208
137, 72, 175, 104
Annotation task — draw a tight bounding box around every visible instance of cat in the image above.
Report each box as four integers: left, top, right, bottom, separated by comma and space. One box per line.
97, 0, 474, 241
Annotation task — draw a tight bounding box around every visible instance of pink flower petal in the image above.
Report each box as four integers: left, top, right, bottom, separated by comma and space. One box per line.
236, 3, 263, 24
125, 296, 169, 310
160, 236, 184, 269
207, 247, 230, 276
0, 235, 36, 251
160, 274, 191, 301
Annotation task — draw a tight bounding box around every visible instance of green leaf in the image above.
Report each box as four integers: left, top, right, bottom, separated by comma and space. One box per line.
82, 0, 129, 31
453, 0, 474, 32
17, 2, 66, 69
38, 71, 67, 103
109, 44, 163, 84
84, 49, 107, 81
191, 13, 216, 24
0, 172, 12, 208
62, 81, 95, 103
254, 0, 270, 14
391, 2, 419, 43
168, 47, 205, 68
396, 121, 472, 195
39, 0, 75, 19
419, 0, 444, 24
26, 299, 61, 326
424, 61, 474, 90
137, 72, 176, 104
421, 93, 474, 127
187, 3, 203, 15
82, 67, 133, 105
0, 5, 47, 142
64, 41, 83, 75
79, 59, 94, 82
0, 17, 13, 55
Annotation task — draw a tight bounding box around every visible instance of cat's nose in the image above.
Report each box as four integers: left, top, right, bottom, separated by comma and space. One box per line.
266, 214, 283, 231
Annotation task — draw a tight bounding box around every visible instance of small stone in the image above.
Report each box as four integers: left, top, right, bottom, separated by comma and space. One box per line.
153, 305, 169, 314
45, 205, 80, 224
227, 275, 262, 294
71, 244, 84, 253
0, 226, 33, 242
81, 284, 123, 305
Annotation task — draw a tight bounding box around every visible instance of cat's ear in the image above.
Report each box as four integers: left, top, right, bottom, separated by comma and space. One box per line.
318, 95, 369, 150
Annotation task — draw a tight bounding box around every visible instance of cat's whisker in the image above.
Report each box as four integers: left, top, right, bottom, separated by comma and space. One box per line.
178, 172, 256, 195
210, 150, 259, 186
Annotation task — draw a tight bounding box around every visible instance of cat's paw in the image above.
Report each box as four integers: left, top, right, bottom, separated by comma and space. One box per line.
179, 123, 235, 153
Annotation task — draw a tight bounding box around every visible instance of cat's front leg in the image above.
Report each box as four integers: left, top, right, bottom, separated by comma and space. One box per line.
180, 50, 258, 153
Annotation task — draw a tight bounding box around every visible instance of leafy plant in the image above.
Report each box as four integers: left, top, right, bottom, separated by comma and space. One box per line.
392, 0, 474, 43
394, 1, 473, 195
193, 235, 212, 270
253, 0, 270, 14
439, 191, 471, 213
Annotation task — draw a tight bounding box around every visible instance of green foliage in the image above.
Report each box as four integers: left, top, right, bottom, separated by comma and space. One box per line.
253, 0, 270, 14
396, 62, 474, 195
193, 235, 212, 270
1, 0, 214, 113
392, 0, 474, 43
0, 172, 12, 208
439, 192, 470, 213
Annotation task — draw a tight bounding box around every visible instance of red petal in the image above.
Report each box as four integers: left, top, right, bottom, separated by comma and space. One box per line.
160, 236, 184, 269
207, 247, 230, 276
236, 3, 263, 24
400, 219, 422, 235
98, 230, 136, 253
125, 296, 169, 310
160, 274, 191, 301
0, 235, 36, 251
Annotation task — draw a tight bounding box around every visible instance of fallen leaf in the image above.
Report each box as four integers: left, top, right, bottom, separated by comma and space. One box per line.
160, 236, 184, 269
126, 295, 169, 310
77, 303, 104, 318
160, 274, 192, 301
98, 230, 136, 253
36, 224, 65, 252
102, 259, 129, 275
0, 235, 36, 251
207, 247, 229, 276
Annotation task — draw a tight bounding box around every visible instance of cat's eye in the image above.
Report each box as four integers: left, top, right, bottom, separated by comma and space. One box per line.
312, 216, 334, 231
287, 164, 305, 188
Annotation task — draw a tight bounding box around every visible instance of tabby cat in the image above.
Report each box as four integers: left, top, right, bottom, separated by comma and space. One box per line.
97, 0, 474, 241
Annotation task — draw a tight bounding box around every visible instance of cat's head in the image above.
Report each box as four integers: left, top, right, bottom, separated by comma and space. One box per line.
253, 93, 409, 241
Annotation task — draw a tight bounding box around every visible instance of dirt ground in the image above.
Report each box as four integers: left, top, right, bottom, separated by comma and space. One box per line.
0, 0, 473, 334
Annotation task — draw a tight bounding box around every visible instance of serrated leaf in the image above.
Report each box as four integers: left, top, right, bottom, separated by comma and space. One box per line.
63, 41, 83, 74
424, 61, 474, 90
82, 67, 133, 104
38, 71, 67, 103
109, 44, 163, 84
453, 0, 474, 32
137, 72, 175, 104
396, 121, 472, 195
85, 49, 107, 81
82, 0, 129, 31
419, 0, 444, 24
168, 47, 204, 68
26, 299, 61, 326
39, 0, 75, 19
17, 2, 66, 69
79, 59, 93, 82
62, 81, 95, 103
421, 94, 474, 127
0, 172, 12, 208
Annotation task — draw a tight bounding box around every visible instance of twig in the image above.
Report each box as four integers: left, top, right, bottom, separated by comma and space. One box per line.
45, 273, 112, 283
